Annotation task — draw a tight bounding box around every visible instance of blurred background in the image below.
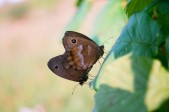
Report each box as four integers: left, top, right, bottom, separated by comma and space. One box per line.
0, 0, 127, 112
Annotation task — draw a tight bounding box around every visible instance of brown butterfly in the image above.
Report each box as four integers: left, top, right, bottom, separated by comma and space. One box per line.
48, 55, 92, 85
48, 31, 104, 85
63, 31, 104, 70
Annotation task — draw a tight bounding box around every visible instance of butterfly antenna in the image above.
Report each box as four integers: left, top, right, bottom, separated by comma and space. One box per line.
101, 37, 113, 46
72, 83, 80, 95
98, 59, 102, 66
104, 51, 108, 55
103, 48, 109, 54
101, 57, 105, 60
103, 48, 109, 52
89, 73, 95, 77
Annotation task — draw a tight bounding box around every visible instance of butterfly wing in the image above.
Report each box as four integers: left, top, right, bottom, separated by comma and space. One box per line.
64, 45, 101, 70
63, 31, 104, 70
47, 55, 91, 82
63, 31, 95, 51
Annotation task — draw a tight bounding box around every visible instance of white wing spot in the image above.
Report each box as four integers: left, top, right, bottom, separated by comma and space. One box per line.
77, 45, 84, 66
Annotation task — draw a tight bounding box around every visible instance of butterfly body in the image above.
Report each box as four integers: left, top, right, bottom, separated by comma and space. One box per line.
48, 31, 104, 85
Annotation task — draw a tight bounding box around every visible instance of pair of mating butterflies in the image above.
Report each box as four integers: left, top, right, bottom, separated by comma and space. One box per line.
48, 31, 104, 85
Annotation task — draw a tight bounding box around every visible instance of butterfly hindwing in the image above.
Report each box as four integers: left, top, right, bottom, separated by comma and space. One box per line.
48, 55, 92, 85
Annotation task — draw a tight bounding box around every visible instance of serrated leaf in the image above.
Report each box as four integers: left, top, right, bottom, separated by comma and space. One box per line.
91, 10, 163, 89
126, 0, 153, 16
112, 11, 163, 58
65, 0, 91, 31
90, 0, 127, 45
94, 57, 169, 112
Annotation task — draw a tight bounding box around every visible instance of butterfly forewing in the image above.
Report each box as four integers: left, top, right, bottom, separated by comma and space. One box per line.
62, 31, 104, 70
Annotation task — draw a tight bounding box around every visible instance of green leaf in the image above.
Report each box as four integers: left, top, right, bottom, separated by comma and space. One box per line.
155, 99, 169, 112
154, 51, 168, 69
157, 0, 169, 14
65, 0, 91, 31
94, 57, 169, 112
91, 10, 163, 89
126, 0, 153, 16
90, 0, 127, 45
157, 0, 169, 36
112, 11, 163, 58
76, 0, 84, 7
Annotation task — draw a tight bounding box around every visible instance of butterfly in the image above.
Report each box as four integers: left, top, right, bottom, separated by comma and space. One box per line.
48, 31, 104, 85
48, 54, 92, 85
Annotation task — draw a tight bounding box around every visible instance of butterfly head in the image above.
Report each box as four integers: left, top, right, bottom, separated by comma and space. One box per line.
79, 75, 88, 85
99, 45, 104, 58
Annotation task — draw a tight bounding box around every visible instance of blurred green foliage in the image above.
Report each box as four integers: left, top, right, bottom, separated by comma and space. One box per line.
30, 0, 60, 9
0, 0, 60, 21
66, 0, 91, 31
0, 37, 94, 112
8, 4, 30, 19
157, 0, 169, 36
126, 0, 153, 16
0, 1, 94, 112
69, 0, 169, 112
1, 0, 169, 111
76, 0, 84, 7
